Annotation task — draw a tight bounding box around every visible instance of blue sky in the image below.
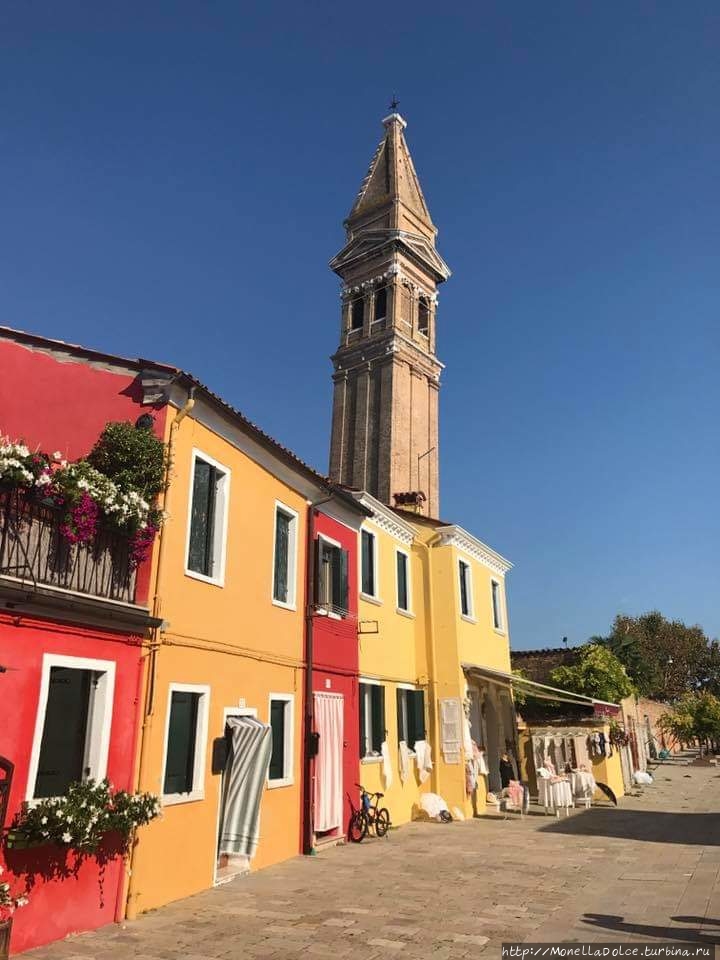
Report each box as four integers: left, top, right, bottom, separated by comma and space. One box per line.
1, 2, 718, 647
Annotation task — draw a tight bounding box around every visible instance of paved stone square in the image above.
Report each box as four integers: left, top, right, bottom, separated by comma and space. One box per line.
26, 762, 720, 959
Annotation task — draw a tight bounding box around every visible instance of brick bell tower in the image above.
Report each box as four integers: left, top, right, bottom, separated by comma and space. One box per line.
328, 109, 450, 518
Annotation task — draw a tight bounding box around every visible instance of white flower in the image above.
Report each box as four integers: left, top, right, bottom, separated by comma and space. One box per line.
62, 831, 72, 843
52, 451, 62, 460
16, 897, 28, 908
40, 816, 48, 825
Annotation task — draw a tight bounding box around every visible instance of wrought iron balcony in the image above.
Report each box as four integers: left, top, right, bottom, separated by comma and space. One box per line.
0, 488, 137, 604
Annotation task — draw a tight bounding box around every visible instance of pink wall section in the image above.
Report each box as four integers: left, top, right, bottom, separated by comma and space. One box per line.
0, 339, 165, 462
0, 336, 169, 604
310, 509, 360, 837
0, 615, 144, 955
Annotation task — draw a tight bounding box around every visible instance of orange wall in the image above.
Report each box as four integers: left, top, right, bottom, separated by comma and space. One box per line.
129, 409, 308, 915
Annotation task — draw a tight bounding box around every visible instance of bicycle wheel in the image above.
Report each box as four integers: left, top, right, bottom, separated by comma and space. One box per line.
374, 808, 391, 837
348, 810, 368, 842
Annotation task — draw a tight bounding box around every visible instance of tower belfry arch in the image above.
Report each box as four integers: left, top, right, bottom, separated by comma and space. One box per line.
328, 111, 450, 518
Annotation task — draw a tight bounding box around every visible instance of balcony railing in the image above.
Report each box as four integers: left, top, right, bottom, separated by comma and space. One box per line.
0, 488, 137, 604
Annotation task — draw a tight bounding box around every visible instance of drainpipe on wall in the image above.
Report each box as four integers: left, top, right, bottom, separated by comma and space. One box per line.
418, 532, 442, 794
125, 386, 195, 921
302, 493, 333, 856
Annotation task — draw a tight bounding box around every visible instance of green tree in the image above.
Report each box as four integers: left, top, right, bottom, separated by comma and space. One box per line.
549, 643, 635, 704
601, 612, 712, 700
657, 692, 720, 754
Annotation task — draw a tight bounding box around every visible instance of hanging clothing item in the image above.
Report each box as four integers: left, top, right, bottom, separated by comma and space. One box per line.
398, 740, 410, 784
507, 780, 524, 809
476, 747, 489, 776
463, 714, 474, 759
415, 740, 433, 783
499, 757, 514, 789
219, 717, 272, 860
465, 762, 477, 795
381, 740, 393, 790
313, 692, 344, 833
573, 735, 591, 771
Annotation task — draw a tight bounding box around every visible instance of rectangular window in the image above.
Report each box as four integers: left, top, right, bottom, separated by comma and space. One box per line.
30, 659, 114, 800
163, 685, 209, 801
418, 297, 429, 335
361, 529, 377, 598
273, 504, 298, 607
351, 297, 364, 330
374, 287, 387, 321
491, 579, 503, 630
268, 695, 294, 786
186, 452, 229, 583
459, 559, 473, 618
396, 549, 410, 612
396, 688, 426, 751
316, 537, 349, 616
359, 682, 385, 758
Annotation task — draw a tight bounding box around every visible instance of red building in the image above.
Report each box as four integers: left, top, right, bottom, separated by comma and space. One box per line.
303, 501, 366, 851
0, 328, 168, 954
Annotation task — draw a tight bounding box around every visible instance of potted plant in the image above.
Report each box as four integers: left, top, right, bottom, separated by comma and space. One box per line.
0, 868, 28, 960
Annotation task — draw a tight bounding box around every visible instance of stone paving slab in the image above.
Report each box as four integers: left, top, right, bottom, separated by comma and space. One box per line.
23, 762, 720, 959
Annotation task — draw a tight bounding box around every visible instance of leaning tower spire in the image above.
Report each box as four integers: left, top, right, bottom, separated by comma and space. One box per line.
328, 110, 450, 518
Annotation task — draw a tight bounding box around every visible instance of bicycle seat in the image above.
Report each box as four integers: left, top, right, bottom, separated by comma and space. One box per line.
375, 792, 384, 799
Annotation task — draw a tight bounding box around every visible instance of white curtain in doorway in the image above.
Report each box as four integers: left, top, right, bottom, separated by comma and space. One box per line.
219, 717, 272, 860
313, 692, 344, 833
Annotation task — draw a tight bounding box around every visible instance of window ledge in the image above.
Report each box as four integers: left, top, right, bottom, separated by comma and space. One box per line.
493, 627, 507, 636
272, 598, 297, 612
360, 592, 382, 606
267, 777, 294, 790
361, 756, 383, 765
162, 791, 205, 807
396, 607, 415, 619
184, 568, 225, 589
461, 614, 477, 625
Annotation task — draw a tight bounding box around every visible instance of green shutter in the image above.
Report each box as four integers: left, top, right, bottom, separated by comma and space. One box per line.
361, 531, 374, 596
371, 686, 385, 753
409, 690, 426, 746
269, 700, 286, 780
359, 684, 367, 758
396, 688, 404, 744
164, 692, 199, 795
273, 511, 290, 603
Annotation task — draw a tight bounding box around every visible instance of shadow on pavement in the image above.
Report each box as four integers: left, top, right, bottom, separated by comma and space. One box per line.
582, 914, 720, 944
538, 809, 720, 845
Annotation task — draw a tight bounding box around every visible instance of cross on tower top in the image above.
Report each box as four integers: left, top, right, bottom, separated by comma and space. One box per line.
389, 94, 400, 112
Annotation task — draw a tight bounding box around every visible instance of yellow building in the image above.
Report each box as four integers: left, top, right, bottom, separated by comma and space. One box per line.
126, 375, 363, 917
352, 493, 430, 825
353, 494, 515, 825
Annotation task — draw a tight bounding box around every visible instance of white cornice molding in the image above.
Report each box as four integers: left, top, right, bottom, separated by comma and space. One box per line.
435, 525, 513, 576
352, 491, 415, 546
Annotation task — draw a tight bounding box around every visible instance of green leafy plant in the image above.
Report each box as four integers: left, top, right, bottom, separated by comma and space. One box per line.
549, 643, 635, 704
658, 692, 720, 753
9, 779, 161, 855
87, 421, 166, 501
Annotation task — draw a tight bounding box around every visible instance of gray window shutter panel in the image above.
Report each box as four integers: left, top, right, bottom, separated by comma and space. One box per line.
410, 690, 426, 742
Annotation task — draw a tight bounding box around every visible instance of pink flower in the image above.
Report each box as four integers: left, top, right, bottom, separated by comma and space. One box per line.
60, 492, 99, 545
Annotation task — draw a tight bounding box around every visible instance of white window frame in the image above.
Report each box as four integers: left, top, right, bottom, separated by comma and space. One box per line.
360, 525, 380, 602
161, 682, 211, 806
26, 654, 116, 802
396, 682, 423, 757
317, 532, 343, 620
267, 693, 294, 788
491, 578, 505, 632
271, 501, 299, 611
458, 557, 475, 622
184, 448, 231, 588
395, 548, 412, 615
359, 678, 385, 763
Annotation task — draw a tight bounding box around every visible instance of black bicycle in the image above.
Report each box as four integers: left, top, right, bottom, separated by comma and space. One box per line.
347, 783, 391, 842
